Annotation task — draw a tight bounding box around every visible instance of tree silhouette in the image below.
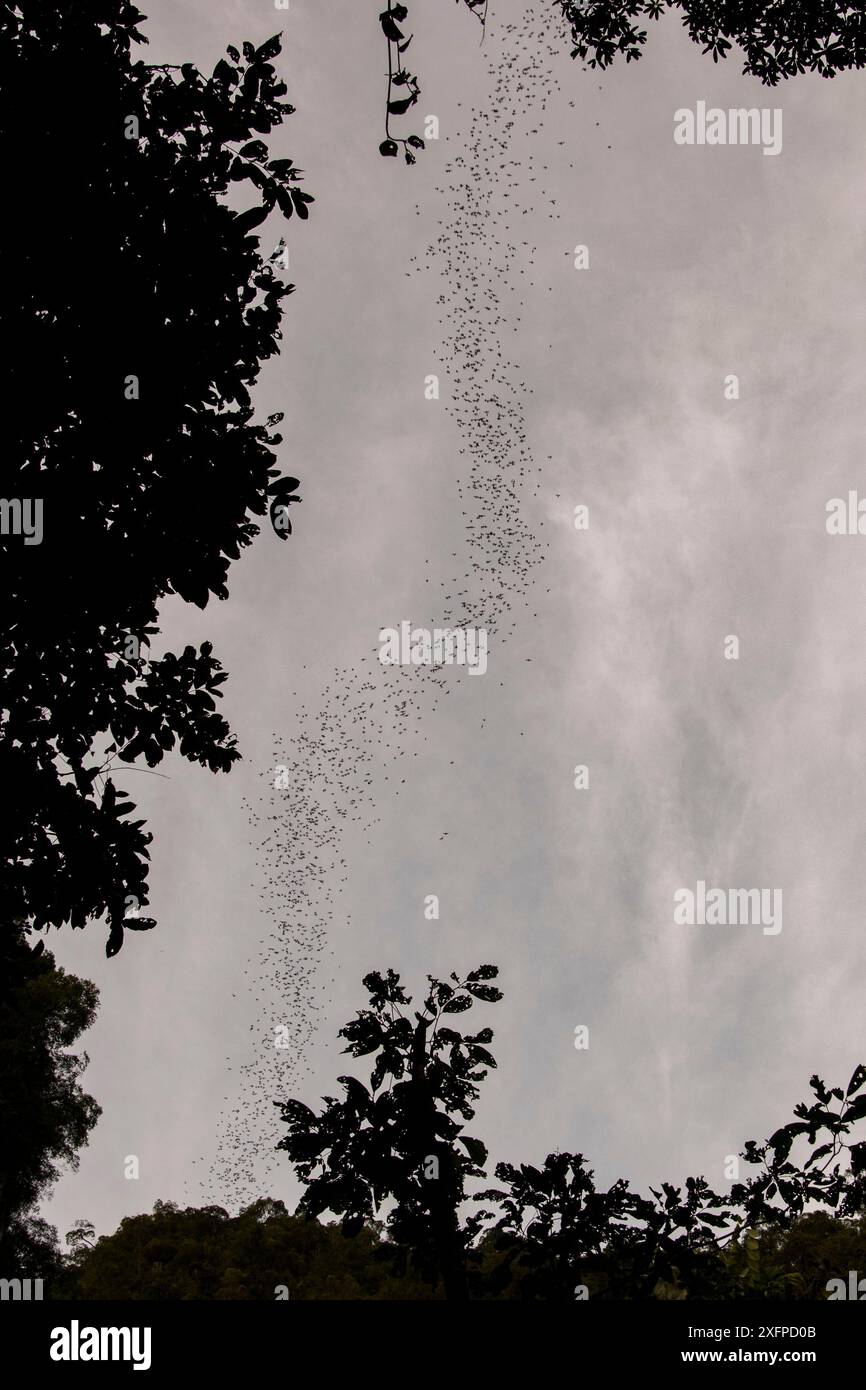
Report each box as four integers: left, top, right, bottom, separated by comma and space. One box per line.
277, 965, 503, 1300
62, 1198, 436, 1300
557, 1, 866, 83
0, 929, 100, 1276
63, 1197, 866, 1300
730, 1066, 866, 1225
280, 964, 866, 1299
0, 2, 307, 954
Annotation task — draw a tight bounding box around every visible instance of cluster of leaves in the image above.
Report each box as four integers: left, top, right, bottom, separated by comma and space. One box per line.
477, 1158, 746, 1299
731, 1066, 866, 1225
753, 1210, 866, 1300
0, 2, 308, 954
715, 1227, 806, 1300
59, 1198, 433, 1301
481, 1066, 866, 1299
557, 1, 866, 83
277, 965, 502, 1299
378, 1, 487, 162
478, 1152, 637, 1298
278, 963, 866, 1299
0, 930, 100, 1273
46, 1200, 866, 1300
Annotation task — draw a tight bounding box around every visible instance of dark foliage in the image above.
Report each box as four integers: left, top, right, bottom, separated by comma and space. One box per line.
57, 1198, 866, 1300
277, 965, 502, 1299
279, 964, 866, 1299
64, 1198, 433, 1300
558, 1, 866, 83
0, 929, 99, 1273
0, 2, 307, 954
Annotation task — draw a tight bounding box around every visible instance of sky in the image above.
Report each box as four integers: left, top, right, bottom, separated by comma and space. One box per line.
46, 0, 866, 1244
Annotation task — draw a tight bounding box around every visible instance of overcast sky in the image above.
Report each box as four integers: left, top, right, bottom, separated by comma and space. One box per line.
47, 0, 866, 1244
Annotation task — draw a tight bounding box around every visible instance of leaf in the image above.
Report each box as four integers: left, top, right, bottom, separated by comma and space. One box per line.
267, 475, 300, 498
379, 14, 405, 43
123, 917, 156, 931
466, 1027, 493, 1045
105, 922, 124, 958
118, 731, 149, 763
698, 1212, 728, 1228
279, 1099, 317, 1126
442, 994, 472, 1013
804, 1142, 835, 1169
845, 1093, 866, 1123
337, 1076, 371, 1112
255, 33, 283, 62
342, 1015, 383, 1056
290, 187, 313, 220
469, 1046, 497, 1068
407, 134, 425, 149
777, 1178, 799, 1206
465, 983, 503, 1003
847, 1064, 866, 1097
239, 140, 268, 160
226, 45, 240, 62
388, 96, 416, 116
768, 1128, 793, 1164
233, 202, 270, 233
458, 1134, 488, 1166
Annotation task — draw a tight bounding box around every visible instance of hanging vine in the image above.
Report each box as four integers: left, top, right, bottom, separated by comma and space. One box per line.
378, 1, 488, 162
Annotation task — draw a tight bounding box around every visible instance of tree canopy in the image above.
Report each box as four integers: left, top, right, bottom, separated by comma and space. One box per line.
0, 1, 306, 955
0, 930, 100, 1276
557, 1, 866, 84
16, 959, 866, 1300
57, 1198, 866, 1300
277, 965, 503, 1300
63, 1197, 433, 1300
277, 964, 866, 1300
